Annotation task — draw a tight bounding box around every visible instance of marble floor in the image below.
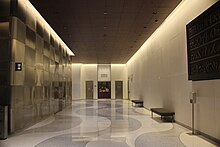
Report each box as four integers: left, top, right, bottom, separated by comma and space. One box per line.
0, 100, 219, 147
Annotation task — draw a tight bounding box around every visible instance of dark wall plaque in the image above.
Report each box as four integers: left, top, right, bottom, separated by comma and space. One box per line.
186, 1, 220, 81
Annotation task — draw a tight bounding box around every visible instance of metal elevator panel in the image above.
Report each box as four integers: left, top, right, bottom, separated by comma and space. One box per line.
50, 47, 55, 60
25, 46, 36, 66
1, 0, 73, 133
25, 66, 35, 86
36, 35, 44, 53
11, 39, 25, 62
43, 28, 50, 43
43, 56, 50, 72
12, 17, 26, 43
26, 26, 36, 49
36, 21, 44, 37
12, 0, 27, 22
115, 81, 123, 99
11, 86, 24, 108
44, 41, 50, 57
86, 81, 93, 99
25, 6, 36, 31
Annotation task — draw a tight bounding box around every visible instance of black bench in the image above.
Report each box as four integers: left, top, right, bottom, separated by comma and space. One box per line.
131, 100, 143, 107
150, 108, 175, 122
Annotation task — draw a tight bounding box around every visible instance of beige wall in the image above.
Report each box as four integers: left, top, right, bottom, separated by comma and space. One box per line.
72, 64, 82, 99
127, 0, 219, 140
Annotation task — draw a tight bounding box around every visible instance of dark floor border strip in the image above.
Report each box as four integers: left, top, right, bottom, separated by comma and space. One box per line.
141, 105, 220, 146
174, 121, 220, 146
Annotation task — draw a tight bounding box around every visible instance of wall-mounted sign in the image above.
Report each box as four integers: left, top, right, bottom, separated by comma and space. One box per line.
98, 64, 111, 81
15, 62, 22, 71
186, 1, 220, 81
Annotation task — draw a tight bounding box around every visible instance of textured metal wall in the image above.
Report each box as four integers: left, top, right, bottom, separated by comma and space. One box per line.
0, 0, 72, 133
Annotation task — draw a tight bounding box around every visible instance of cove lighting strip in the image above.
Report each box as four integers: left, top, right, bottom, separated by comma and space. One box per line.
23, 0, 75, 56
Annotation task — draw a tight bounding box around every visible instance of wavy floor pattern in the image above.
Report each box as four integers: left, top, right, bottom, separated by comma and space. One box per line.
0, 100, 219, 147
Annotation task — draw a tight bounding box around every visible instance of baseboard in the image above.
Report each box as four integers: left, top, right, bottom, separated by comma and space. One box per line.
175, 121, 220, 146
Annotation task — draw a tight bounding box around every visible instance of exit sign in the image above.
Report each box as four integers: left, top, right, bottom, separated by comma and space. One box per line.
15, 63, 22, 71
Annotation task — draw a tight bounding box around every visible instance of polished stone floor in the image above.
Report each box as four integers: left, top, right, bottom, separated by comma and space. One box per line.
0, 100, 219, 147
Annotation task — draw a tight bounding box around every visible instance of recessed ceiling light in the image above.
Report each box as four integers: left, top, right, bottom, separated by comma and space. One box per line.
154, 19, 158, 23
152, 12, 157, 14
104, 26, 108, 29
104, 11, 108, 15
144, 26, 147, 28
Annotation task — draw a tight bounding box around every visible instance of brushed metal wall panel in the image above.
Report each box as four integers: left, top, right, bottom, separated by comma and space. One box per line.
44, 41, 50, 57
49, 73, 54, 83
26, 27, 36, 49
25, 46, 36, 66
50, 46, 55, 60
0, 39, 10, 61
23, 105, 34, 125
50, 60, 55, 74
43, 56, 50, 71
54, 39, 59, 50
54, 62, 59, 75
42, 102, 50, 116
43, 29, 50, 43
12, 107, 24, 131
50, 35, 54, 47
36, 35, 43, 53
43, 71, 50, 86
0, 22, 9, 38
36, 21, 44, 37
11, 62, 25, 85
54, 74, 59, 82
12, 17, 26, 43
7, 0, 73, 134
12, 0, 26, 22
11, 86, 24, 108
0, 0, 11, 17
36, 52, 43, 65
35, 86, 43, 100
11, 39, 25, 62
23, 86, 32, 106
26, 6, 36, 31
25, 66, 35, 86
35, 69, 43, 86
55, 54, 60, 62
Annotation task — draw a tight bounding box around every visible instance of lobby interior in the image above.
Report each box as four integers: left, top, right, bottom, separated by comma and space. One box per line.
0, 0, 220, 146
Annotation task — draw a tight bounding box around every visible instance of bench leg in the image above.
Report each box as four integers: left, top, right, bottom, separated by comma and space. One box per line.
151, 111, 153, 118
172, 115, 174, 122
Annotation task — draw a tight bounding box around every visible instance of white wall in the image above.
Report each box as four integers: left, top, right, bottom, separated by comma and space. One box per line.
127, 0, 219, 140
72, 64, 82, 99
111, 64, 128, 99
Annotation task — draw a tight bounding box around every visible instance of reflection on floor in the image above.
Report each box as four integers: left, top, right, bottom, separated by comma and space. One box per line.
0, 100, 219, 147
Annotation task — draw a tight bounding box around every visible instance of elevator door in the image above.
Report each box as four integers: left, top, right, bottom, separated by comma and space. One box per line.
86, 81, 93, 99
115, 81, 123, 99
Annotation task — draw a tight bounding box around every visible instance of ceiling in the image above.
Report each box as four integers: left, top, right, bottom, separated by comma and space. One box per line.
30, 0, 181, 64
